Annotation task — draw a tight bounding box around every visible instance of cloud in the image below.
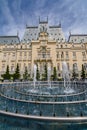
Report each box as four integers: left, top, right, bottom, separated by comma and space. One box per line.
0, 0, 87, 40
0, 0, 15, 25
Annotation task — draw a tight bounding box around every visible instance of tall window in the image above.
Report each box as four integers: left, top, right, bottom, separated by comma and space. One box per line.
12, 53, 15, 57
57, 63, 60, 71
66, 52, 69, 59
56, 52, 59, 58
11, 64, 14, 71
2, 64, 5, 71
20, 52, 22, 56
67, 63, 69, 70
3, 53, 6, 57
73, 52, 76, 59
82, 52, 86, 59
84, 63, 87, 71
42, 52, 46, 58
61, 52, 64, 58
28, 63, 31, 72
24, 52, 27, 57
73, 63, 78, 72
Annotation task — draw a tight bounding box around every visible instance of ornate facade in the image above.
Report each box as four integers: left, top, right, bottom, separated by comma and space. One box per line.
0, 19, 87, 79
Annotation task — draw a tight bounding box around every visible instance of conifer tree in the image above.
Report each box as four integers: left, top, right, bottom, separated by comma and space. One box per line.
36, 65, 40, 80
53, 67, 57, 80
23, 67, 28, 80
13, 64, 20, 80
81, 64, 86, 80
72, 68, 77, 79
44, 64, 47, 80
2, 65, 11, 80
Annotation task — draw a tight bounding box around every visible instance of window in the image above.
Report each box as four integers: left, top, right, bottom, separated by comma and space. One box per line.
67, 63, 69, 70
3, 53, 6, 57
47, 52, 50, 58
61, 52, 64, 58
11, 64, 14, 71
61, 45, 63, 48
28, 63, 31, 72
24, 63, 26, 69
84, 63, 87, 70
73, 63, 78, 71
73, 52, 76, 59
24, 52, 27, 56
20, 52, 22, 56
57, 63, 60, 71
57, 52, 59, 58
12, 53, 15, 57
66, 52, 69, 59
42, 52, 46, 58
2, 64, 5, 71
82, 52, 86, 59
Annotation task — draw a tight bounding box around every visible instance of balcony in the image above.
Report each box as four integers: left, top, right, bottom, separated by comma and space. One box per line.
35, 56, 52, 62
40, 41, 47, 47
56, 58, 69, 61
82, 58, 87, 61
73, 58, 77, 61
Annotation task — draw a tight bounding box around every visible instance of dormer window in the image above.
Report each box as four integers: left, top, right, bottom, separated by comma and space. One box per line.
61, 45, 63, 48
21, 45, 22, 49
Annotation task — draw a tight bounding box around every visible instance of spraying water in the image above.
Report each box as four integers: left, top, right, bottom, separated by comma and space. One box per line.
62, 61, 70, 87
48, 66, 51, 87
62, 61, 74, 93
33, 64, 37, 88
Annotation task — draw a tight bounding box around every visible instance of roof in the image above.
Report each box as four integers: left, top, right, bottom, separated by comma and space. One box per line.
21, 22, 65, 43
0, 35, 20, 44
68, 34, 87, 43
26, 26, 38, 29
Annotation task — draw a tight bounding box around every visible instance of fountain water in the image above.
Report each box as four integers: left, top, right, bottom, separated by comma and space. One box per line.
62, 61, 74, 93
33, 64, 37, 88
48, 66, 51, 88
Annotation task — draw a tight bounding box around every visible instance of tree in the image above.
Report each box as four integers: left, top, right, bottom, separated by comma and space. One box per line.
13, 64, 20, 80
1, 65, 11, 80
36, 65, 40, 80
53, 67, 57, 80
23, 67, 28, 80
72, 68, 78, 79
81, 64, 86, 80
44, 64, 47, 80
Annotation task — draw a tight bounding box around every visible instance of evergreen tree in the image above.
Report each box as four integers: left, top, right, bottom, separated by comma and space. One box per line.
81, 64, 86, 80
53, 67, 57, 80
36, 65, 40, 80
23, 67, 28, 80
13, 64, 20, 80
1, 65, 11, 80
44, 64, 47, 80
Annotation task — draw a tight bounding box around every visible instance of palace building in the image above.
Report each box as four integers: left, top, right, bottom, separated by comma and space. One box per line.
0, 19, 87, 79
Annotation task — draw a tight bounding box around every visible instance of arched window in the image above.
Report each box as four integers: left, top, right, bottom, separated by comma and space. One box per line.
61, 52, 64, 58
73, 63, 78, 71
84, 63, 87, 70
57, 63, 60, 71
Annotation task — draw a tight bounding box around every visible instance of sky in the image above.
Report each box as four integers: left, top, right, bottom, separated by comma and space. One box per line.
0, 0, 87, 40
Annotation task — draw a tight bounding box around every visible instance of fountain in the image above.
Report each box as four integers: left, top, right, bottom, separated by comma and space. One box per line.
33, 64, 37, 88
62, 61, 74, 93
0, 64, 87, 129
48, 66, 51, 88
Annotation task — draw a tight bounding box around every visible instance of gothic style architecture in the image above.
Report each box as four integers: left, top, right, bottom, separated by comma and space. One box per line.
0, 19, 87, 79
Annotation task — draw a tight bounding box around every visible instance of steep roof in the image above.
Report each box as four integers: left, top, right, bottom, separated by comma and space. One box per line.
68, 34, 87, 43
21, 22, 65, 43
0, 35, 20, 44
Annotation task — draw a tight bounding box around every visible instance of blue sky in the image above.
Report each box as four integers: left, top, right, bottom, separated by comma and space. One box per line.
0, 0, 87, 39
